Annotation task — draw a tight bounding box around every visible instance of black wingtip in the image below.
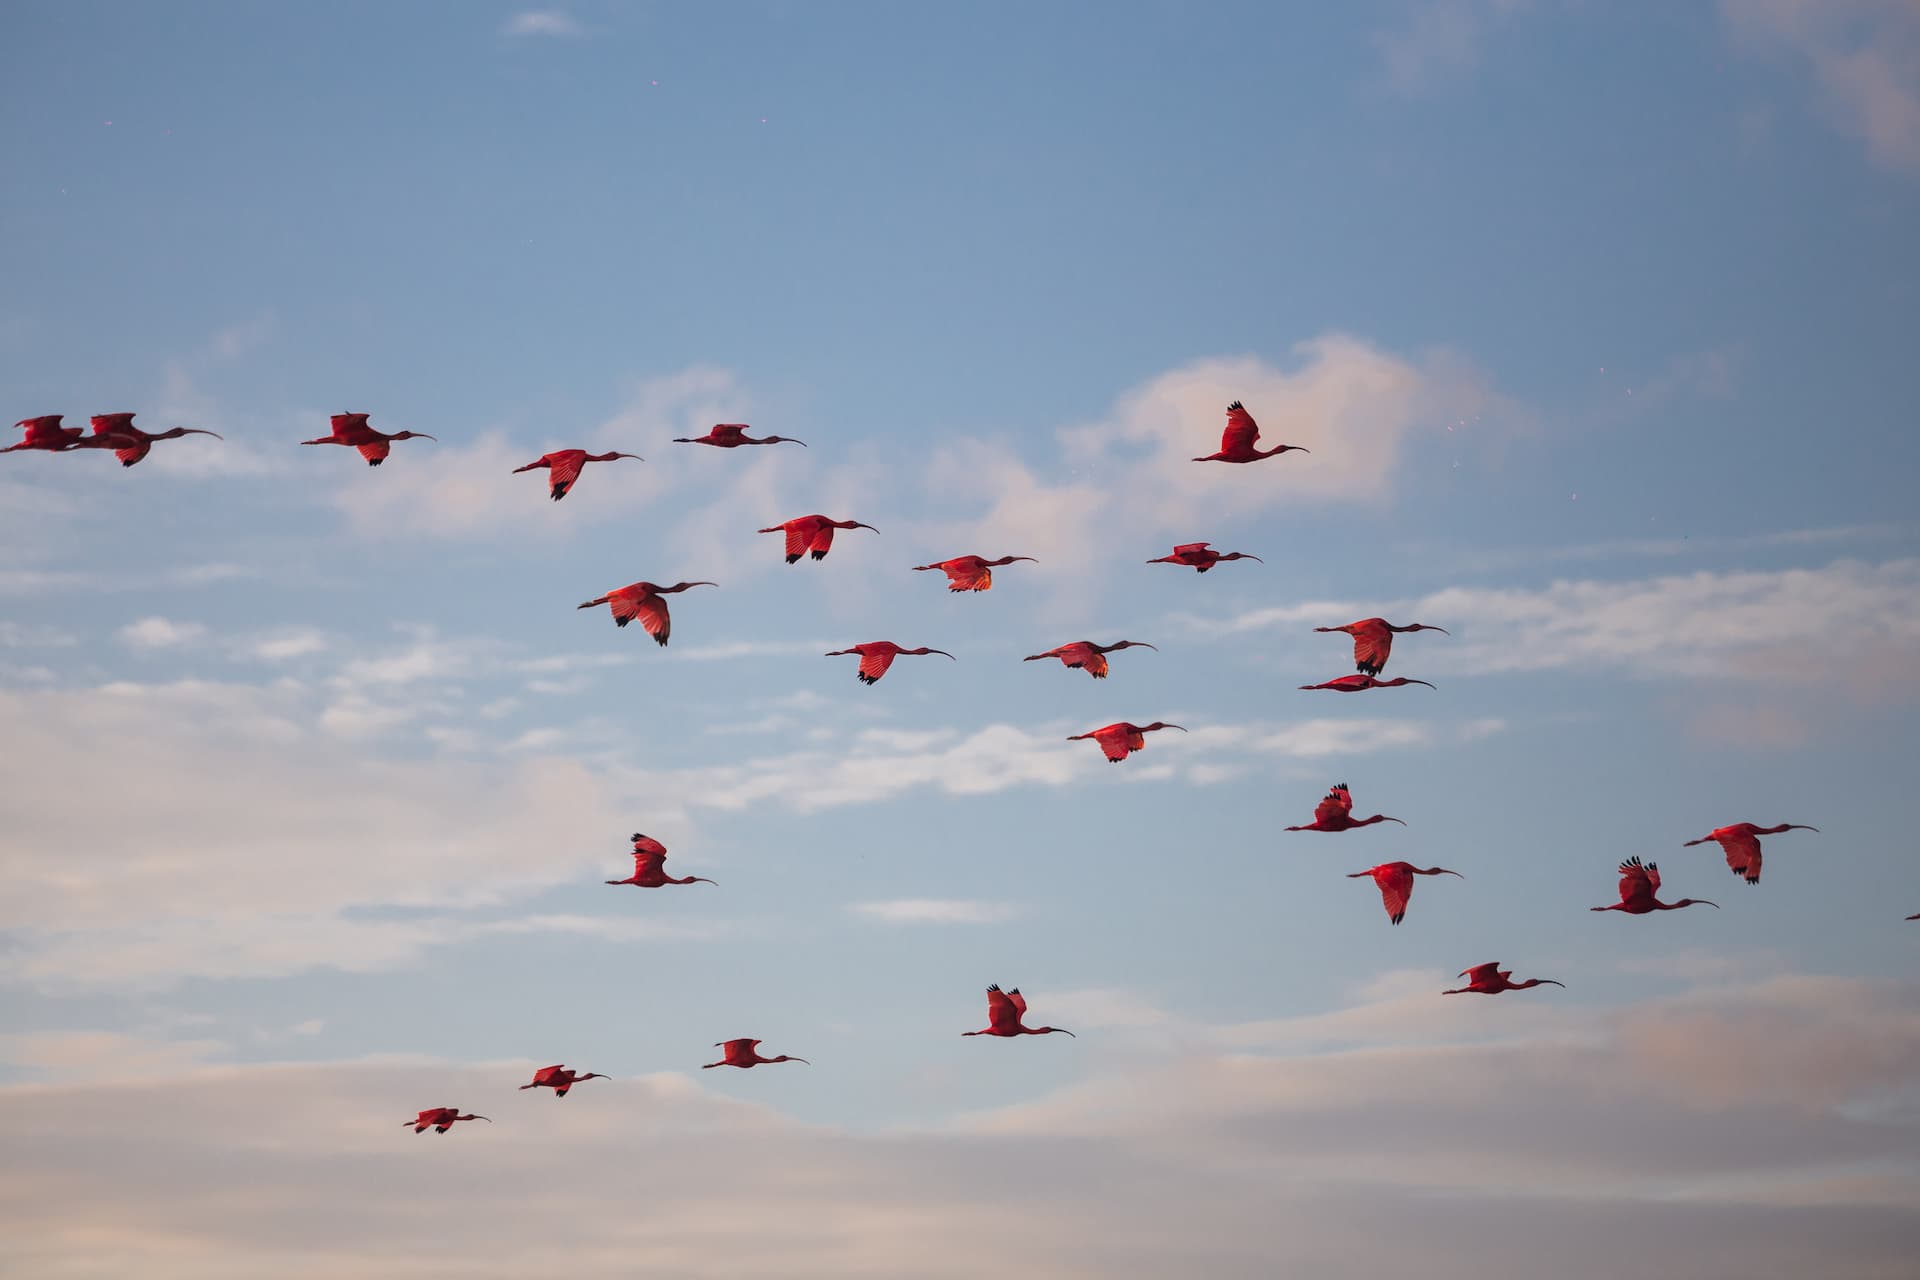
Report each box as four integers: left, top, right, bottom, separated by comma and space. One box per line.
785, 554, 801, 564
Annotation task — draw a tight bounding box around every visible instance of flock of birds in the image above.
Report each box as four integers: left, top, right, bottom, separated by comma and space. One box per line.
12, 398, 1895, 1137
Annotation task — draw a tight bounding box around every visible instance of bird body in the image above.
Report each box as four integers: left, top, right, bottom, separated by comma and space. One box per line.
1146, 542, 1262, 572
1022, 639, 1157, 680
1347, 862, 1461, 925
674, 424, 806, 448
1067, 720, 1186, 763
703, 1038, 808, 1069
1286, 783, 1404, 832
606, 834, 716, 887
576, 580, 715, 645
5, 415, 83, 452
404, 1107, 489, 1134
963, 984, 1075, 1038
1192, 401, 1308, 463
519, 1064, 609, 1097
77, 413, 223, 467
759, 514, 878, 563
1314, 618, 1449, 676
301, 412, 435, 466
1443, 962, 1564, 995
1590, 856, 1719, 914
825, 641, 954, 685
911, 554, 1037, 593
1298, 675, 1435, 693
513, 449, 642, 500
1682, 822, 1818, 885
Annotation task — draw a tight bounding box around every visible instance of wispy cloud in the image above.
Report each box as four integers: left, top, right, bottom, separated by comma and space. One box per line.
118, 617, 208, 650
1374, 0, 1529, 93
501, 9, 583, 38
849, 899, 1023, 925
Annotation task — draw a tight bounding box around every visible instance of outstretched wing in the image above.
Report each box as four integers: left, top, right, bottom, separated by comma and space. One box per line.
631, 835, 667, 858
857, 647, 897, 684
781, 522, 810, 560
356, 439, 392, 465
1172, 542, 1212, 556
1376, 864, 1413, 922
1461, 962, 1501, 986
1617, 858, 1656, 907
1081, 650, 1109, 679
114, 440, 153, 466
1715, 829, 1763, 883
946, 561, 991, 592
1315, 785, 1354, 827
1349, 620, 1392, 676
1093, 726, 1138, 761
985, 985, 1020, 1032
1007, 988, 1029, 1017
634, 595, 672, 646
1222, 402, 1259, 453
808, 524, 838, 558
710, 424, 747, 443
630, 847, 666, 878
547, 451, 585, 499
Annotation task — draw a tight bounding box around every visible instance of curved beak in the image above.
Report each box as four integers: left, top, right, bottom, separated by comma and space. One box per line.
1438, 868, 1463, 877
472, 1115, 492, 1122
1383, 817, 1408, 826
1011, 557, 1038, 563
1243, 554, 1266, 564
1789, 824, 1820, 832
790, 1057, 812, 1065
1127, 642, 1160, 651
414, 433, 439, 442
930, 649, 956, 660
781, 438, 808, 447
1425, 625, 1451, 635
1541, 980, 1566, 988
1055, 1029, 1077, 1038
619, 452, 645, 461
1407, 679, 1437, 689
1164, 724, 1188, 732
855, 523, 879, 533
185, 429, 224, 439
686, 581, 719, 589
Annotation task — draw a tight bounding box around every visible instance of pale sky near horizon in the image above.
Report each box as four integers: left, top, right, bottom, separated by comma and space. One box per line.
3, 3, 1918, 1276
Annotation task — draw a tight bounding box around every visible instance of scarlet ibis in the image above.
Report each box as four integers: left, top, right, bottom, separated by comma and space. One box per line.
1286, 783, 1405, 832
576, 580, 715, 646
1146, 542, 1262, 572
301, 412, 435, 466
703, 1038, 808, 1069
1067, 720, 1186, 763
606, 833, 716, 887
5, 415, 84, 452
519, 1064, 610, 1097
404, 1107, 489, 1134
1192, 400, 1309, 464
1347, 862, 1461, 925
1314, 618, 1449, 676
512, 449, 642, 500
963, 984, 1075, 1038
759, 514, 879, 563
1298, 675, 1435, 692
1682, 822, 1819, 885
825, 641, 955, 685
1590, 856, 1719, 914
911, 554, 1038, 593
1443, 963, 1564, 995
674, 424, 806, 448
1909, 913, 1920, 920
74, 413, 224, 467
1022, 639, 1157, 680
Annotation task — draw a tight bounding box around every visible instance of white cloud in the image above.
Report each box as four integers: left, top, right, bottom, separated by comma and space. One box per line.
238, 627, 329, 662
118, 616, 208, 650
849, 899, 1023, 924
502, 9, 582, 38
1374, 0, 1529, 93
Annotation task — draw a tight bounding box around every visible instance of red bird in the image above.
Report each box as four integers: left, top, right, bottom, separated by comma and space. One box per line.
1443, 962, 1564, 996
1908, 913, 1920, 920
1298, 675, 1435, 693
1682, 822, 1819, 885
403, 1107, 489, 1134
576, 580, 715, 646
1192, 400, 1309, 463
5, 415, 84, 452
79, 413, 223, 467
1347, 862, 1462, 925
606, 833, 716, 887
1022, 639, 1157, 680
301, 412, 435, 466
1590, 856, 1719, 914
963, 984, 1075, 1038
519, 1064, 610, 1097
1146, 541, 1263, 572
1314, 618, 1449, 676
759, 514, 879, 563
1286, 783, 1405, 832
911, 554, 1037, 593
512, 449, 643, 500
825, 641, 954, 685
1067, 720, 1186, 763
673, 424, 806, 448
703, 1038, 808, 1069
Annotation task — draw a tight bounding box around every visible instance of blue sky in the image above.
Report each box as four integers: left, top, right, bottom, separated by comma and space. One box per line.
3, 3, 1918, 1276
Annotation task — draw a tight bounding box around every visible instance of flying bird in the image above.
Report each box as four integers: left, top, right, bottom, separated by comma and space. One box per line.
1067, 720, 1186, 763
519, 1065, 610, 1097
963, 984, 1075, 1038
79, 413, 222, 467
825, 641, 954, 685
911, 554, 1037, 593
512, 449, 642, 500
404, 1108, 489, 1134
674, 424, 806, 448
703, 1039, 808, 1069
1286, 783, 1405, 832
1022, 639, 1157, 680
1298, 675, 1435, 693
606, 834, 716, 887
1347, 862, 1462, 925
759, 514, 879, 563
300, 412, 435, 466
5, 415, 84, 452
1443, 963, 1564, 995
576, 580, 715, 645
1146, 542, 1262, 573
1192, 400, 1309, 464
1681, 822, 1819, 885
1590, 856, 1719, 914
1314, 618, 1449, 676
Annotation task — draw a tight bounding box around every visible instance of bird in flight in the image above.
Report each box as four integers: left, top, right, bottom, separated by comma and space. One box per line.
1022, 639, 1157, 680
576, 580, 715, 646
825, 641, 955, 685
1314, 618, 1449, 676
1286, 783, 1405, 832
1192, 400, 1309, 464
1068, 720, 1186, 763
79, 413, 223, 467
606, 834, 716, 888
1298, 675, 1435, 693
301, 412, 435, 466
703, 1039, 808, 1069
674, 424, 806, 448
5, 415, 84, 453
963, 984, 1075, 1038
512, 449, 642, 500
760, 514, 879, 563
911, 554, 1038, 593
1681, 822, 1818, 885
1590, 856, 1718, 914
1347, 862, 1462, 924
404, 1107, 489, 1134
1146, 542, 1262, 572
1443, 963, 1564, 995
519, 1065, 610, 1097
